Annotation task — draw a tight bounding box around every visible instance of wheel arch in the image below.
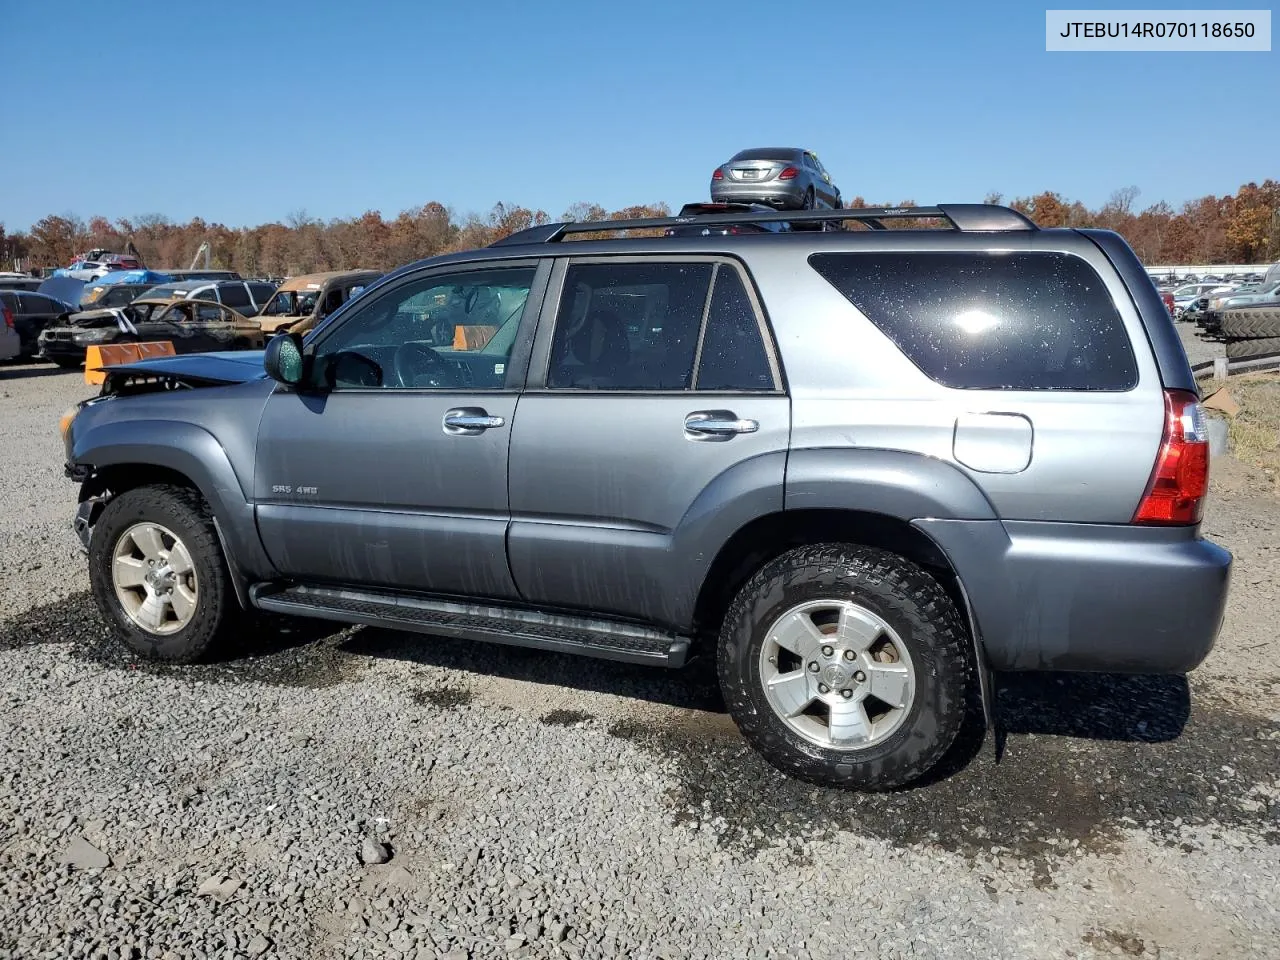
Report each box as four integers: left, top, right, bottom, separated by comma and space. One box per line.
691, 506, 995, 728
71, 419, 276, 597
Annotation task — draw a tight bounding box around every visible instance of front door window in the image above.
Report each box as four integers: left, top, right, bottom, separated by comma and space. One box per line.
311, 266, 536, 391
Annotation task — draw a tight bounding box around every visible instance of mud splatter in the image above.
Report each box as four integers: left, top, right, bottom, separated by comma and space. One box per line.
1083, 928, 1150, 956
541, 709, 594, 727
410, 687, 474, 710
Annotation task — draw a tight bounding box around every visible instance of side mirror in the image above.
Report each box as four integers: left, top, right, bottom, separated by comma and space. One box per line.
263, 331, 305, 386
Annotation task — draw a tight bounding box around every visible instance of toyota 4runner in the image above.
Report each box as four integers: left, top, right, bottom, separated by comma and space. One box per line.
60, 203, 1232, 790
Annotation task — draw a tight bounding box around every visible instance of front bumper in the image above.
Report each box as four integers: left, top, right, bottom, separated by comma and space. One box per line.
36, 333, 89, 363
917, 518, 1232, 674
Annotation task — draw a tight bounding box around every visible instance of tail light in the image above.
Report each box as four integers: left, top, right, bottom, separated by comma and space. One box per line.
778, 166, 799, 180
712, 168, 724, 180
1133, 389, 1210, 525
2, 306, 13, 330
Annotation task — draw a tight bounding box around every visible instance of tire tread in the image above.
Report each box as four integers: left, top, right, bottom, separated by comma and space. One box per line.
716, 543, 970, 791
88, 483, 234, 663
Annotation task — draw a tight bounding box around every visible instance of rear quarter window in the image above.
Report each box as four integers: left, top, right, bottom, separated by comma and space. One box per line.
808, 251, 1139, 391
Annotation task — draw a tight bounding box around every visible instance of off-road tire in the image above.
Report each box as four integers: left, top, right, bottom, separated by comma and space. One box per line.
717, 543, 969, 791
88, 484, 237, 663
1220, 308, 1280, 340
1226, 336, 1280, 360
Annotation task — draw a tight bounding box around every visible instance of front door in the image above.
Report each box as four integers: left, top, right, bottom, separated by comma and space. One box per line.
253, 260, 548, 597
507, 256, 791, 629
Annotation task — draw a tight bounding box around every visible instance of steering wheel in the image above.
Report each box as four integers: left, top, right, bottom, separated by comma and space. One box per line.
393, 340, 449, 387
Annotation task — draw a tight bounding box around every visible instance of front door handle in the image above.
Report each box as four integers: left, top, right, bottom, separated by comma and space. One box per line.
443, 408, 505, 435
684, 410, 759, 440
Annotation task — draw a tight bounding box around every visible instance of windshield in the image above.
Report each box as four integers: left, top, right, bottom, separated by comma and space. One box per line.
262, 289, 319, 317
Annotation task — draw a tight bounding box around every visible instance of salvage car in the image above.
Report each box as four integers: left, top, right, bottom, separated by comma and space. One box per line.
36, 298, 264, 368
136, 280, 278, 316
79, 284, 156, 310
710, 147, 842, 211
256, 270, 381, 336
0, 289, 78, 359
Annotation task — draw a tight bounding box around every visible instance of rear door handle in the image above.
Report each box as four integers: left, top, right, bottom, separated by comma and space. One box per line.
443, 408, 505, 435
684, 410, 759, 440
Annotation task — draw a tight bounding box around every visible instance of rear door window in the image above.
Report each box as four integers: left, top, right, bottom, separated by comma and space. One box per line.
695, 265, 775, 391
545, 259, 779, 392
808, 251, 1139, 391
546, 261, 712, 390
19, 293, 63, 314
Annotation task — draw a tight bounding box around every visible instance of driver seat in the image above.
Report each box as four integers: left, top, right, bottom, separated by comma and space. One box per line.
563, 308, 630, 388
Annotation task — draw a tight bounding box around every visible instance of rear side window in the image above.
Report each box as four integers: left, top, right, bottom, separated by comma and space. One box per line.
809, 251, 1139, 391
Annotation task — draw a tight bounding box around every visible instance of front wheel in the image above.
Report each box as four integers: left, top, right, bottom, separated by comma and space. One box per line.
88, 484, 238, 663
717, 543, 970, 791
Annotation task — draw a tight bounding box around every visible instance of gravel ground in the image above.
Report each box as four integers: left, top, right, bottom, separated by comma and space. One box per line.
1, 362, 1277, 960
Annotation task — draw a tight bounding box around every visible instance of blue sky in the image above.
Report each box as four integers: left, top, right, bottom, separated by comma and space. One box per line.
2, 0, 1275, 231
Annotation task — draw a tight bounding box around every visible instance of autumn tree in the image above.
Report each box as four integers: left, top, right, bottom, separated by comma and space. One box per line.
7, 179, 1278, 276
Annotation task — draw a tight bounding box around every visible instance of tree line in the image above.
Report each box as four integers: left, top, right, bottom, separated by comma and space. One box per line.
3, 180, 1278, 277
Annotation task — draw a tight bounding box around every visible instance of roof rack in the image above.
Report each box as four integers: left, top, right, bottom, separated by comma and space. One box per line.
491, 203, 1037, 246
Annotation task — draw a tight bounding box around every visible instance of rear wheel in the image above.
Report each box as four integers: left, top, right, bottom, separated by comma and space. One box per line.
88, 484, 238, 663
717, 543, 969, 790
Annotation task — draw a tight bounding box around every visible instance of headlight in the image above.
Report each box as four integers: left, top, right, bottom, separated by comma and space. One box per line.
72, 329, 114, 343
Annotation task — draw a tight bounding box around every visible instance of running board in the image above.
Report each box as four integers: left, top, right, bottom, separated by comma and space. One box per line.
249, 584, 690, 668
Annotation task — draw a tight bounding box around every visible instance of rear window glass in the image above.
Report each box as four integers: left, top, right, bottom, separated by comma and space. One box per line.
808, 251, 1138, 391
730, 148, 798, 162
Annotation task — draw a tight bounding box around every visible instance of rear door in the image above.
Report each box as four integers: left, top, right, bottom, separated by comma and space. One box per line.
137, 302, 241, 353
506, 255, 790, 628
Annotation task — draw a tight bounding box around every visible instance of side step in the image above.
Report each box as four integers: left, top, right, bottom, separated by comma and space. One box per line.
249, 583, 690, 668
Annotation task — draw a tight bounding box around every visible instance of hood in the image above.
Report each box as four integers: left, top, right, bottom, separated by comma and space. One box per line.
64, 307, 127, 328
38, 276, 85, 306
105, 350, 268, 385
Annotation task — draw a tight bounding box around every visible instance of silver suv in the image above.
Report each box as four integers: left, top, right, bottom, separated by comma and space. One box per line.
60, 203, 1232, 791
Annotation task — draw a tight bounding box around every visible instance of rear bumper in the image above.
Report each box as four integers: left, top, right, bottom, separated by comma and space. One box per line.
710, 180, 806, 209
916, 518, 1232, 674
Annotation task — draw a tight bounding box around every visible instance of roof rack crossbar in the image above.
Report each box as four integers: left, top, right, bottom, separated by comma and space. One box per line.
490, 203, 1036, 246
